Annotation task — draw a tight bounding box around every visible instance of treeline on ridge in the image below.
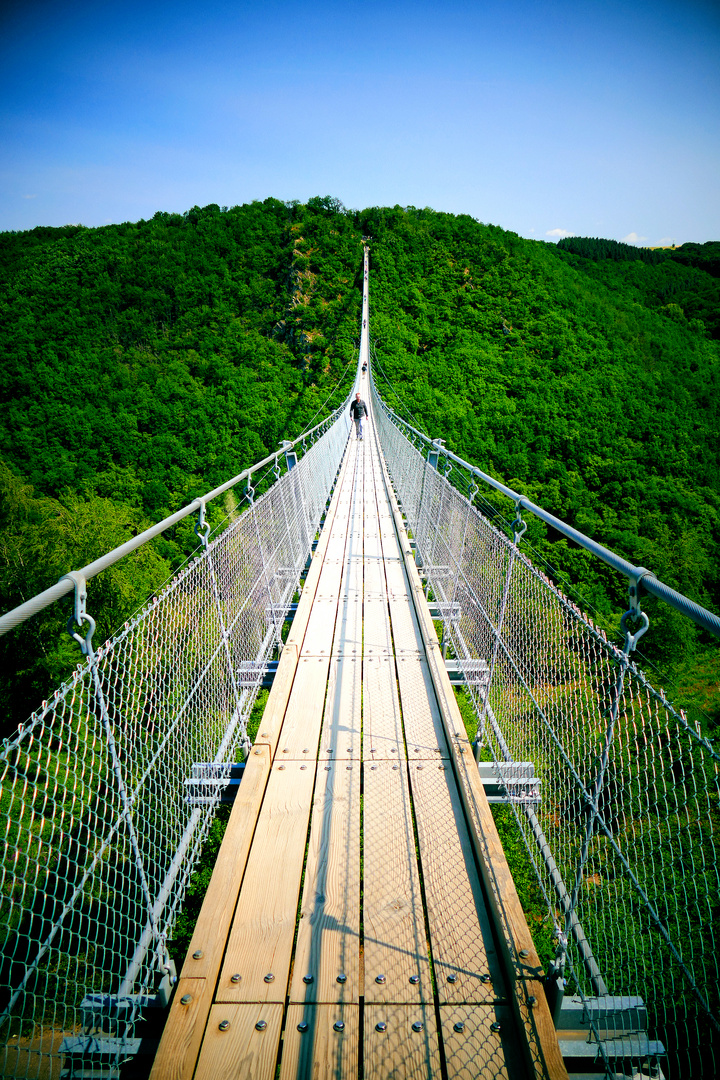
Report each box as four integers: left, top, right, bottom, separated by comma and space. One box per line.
0, 197, 718, 738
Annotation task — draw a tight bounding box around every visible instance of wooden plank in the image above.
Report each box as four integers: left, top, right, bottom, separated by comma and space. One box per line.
363, 760, 431, 1003
395, 658, 448, 758
274, 655, 330, 759
250, 643, 301, 757
332, 596, 362, 656
340, 535, 363, 598
300, 595, 342, 656
363, 657, 404, 760
319, 656, 361, 759
283, 442, 353, 658
217, 762, 316, 1003
363, 558, 387, 598
363, 599, 393, 655
255, 440, 353, 757
281, 1005, 359, 1080
363, 526, 381, 547
364, 1005, 441, 1079
410, 762, 505, 1004
325, 533, 349, 565
149, 745, 272, 1080
379, 528, 403, 562
193, 1003, 283, 1080
149, 977, 207, 1080
378, 451, 569, 1080
440, 1005, 526, 1080
388, 599, 423, 653
384, 560, 410, 598
290, 763, 360, 1003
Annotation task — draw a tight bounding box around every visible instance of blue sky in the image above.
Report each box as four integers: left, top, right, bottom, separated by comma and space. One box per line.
1, 0, 719, 244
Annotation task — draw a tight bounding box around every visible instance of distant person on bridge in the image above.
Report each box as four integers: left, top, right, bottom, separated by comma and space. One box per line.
350, 392, 368, 441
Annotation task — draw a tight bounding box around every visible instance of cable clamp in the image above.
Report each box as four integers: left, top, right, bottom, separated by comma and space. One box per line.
61, 571, 96, 654
194, 502, 211, 549
511, 501, 527, 545
621, 567, 653, 652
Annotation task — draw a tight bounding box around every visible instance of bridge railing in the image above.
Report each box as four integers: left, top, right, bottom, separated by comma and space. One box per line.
370, 376, 720, 1079
0, 404, 350, 1078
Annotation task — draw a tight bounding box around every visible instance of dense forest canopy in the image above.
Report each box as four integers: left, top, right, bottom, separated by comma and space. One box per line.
1, 198, 718, 737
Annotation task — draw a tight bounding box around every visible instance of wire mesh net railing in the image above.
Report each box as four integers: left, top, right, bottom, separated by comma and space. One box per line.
0, 405, 350, 1079
370, 377, 720, 1080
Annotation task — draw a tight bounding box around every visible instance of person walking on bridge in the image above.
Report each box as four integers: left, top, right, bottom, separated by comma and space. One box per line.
350, 392, 368, 441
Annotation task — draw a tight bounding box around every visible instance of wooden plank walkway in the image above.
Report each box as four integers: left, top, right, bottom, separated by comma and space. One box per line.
150, 382, 568, 1080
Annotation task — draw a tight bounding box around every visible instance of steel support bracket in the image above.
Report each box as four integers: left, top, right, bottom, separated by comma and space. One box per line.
627, 567, 654, 617
427, 438, 445, 470
279, 439, 297, 471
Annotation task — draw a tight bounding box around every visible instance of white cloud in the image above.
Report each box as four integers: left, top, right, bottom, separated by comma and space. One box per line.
621, 231, 648, 246
21, 193, 37, 199
658, 236, 676, 247
546, 228, 573, 238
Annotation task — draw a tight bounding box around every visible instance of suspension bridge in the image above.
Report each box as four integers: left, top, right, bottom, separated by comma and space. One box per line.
1, 248, 718, 1080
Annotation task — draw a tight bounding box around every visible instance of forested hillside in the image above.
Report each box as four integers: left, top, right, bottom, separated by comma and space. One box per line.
1, 199, 718, 737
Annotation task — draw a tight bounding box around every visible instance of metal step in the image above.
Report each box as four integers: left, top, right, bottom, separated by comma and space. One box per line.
60, 1036, 159, 1079
557, 995, 665, 1077
558, 1032, 666, 1067
237, 660, 278, 689
428, 601, 461, 622
60, 1070, 119, 1080
444, 657, 490, 687
557, 995, 648, 1032
477, 760, 541, 804
59, 1035, 142, 1058
185, 762, 245, 805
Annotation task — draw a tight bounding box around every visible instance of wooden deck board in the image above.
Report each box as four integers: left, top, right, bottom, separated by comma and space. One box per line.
388, 598, 424, 653
289, 763, 360, 1003
409, 762, 506, 1004
217, 762, 316, 1003
363, 760, 431, 1004
320, 656, 361, 759
363, 561, 387, 598
193, 1003, 283, 1080
363, 598, 393, 654
301, 596, 342, 655
281, 1005, 360, 1080
364, 1005, 441, 1079
339, 535, 363, 597
274, 656, 330, 759
363, 656, 404, 760
148, 747, 272, 1080
332, 596, 362, 656
440, 1005, 526, 1079
384, 560, 410, 598
395, 657, 449, 758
